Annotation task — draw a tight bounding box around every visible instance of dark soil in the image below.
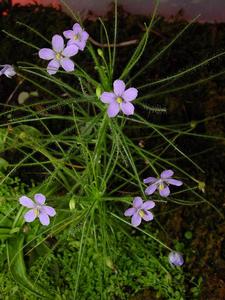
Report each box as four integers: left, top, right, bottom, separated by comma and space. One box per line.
1, 3, 225, 299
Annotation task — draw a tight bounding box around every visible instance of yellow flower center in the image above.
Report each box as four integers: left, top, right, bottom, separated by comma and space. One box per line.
116, 97, 123, 104
56, 53, 61, 60
34, 208, 40, 217
74, 34, 79, 41
159, 183, 164, 190
139, 210, 145, 218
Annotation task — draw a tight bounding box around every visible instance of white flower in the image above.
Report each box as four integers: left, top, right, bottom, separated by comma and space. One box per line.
0, 64, 16, 78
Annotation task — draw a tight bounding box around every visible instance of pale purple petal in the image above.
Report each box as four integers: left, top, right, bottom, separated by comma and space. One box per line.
63, 30, 74, 39
39, 212, 50, 226
62, 45, 78, 57
19, 196, 35, 208
42, 206, 56, 217
143, 177, 157, 184
159, 186, 170, 197
145, 184, 157, 195
73, 23, 82, 34
100, 92, 115, 103
142, 200, 155, 210
67, 39, 75, 46
24, 209, 36, 222
131, 213, 142, 227
73, 40, 86, 51
133, 197, 143, 208
122, 88, 138, 102
82, 31, 89, 41
142, 211, 154, 222
160, 169, 174, 179
60, 58, 75, 72
166, 179, 183, 186
5, 67, 16, 78
38, 48, 55, 60
124, 207, 136, 217
107, 102, 120, 118
0, 65, 16, 78
0, 66, 5, 75
34, 193, 46, 205
120, 102, 135, 116
169, 251, 184, 266
113, 80, 125, 96
52, 35, 64, 52
47, 60, 60, 75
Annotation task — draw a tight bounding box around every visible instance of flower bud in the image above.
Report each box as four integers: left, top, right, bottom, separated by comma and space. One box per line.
105, 257, 114, 269
168, 251, 184, 266
96, 86, 102, 98
190, 120, 197, 129
0, 64, 16, 78
198, 181, 205, 193
97, 48, 104, 57
69, 198, 76, 210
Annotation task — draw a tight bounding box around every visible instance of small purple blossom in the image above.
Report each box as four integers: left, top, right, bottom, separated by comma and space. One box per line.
144, 169, 183, 197
168, 251, 184, 266
100, 79, 138, 118
0, 64, 16, 78
19, 193, 56, 226
63, 23, 89, 51
124, 197, 155, 227
38, 34, 79, 75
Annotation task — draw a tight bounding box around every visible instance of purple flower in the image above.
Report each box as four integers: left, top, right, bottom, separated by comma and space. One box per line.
19, 193, 56, 226
38, 34, 79, 75
63, 23, 89, 51
0, 64, 16, 78
124, 197, 155, 227
168, 251, 184, 266
144, 169, 183, 197
100, 79, 138, 118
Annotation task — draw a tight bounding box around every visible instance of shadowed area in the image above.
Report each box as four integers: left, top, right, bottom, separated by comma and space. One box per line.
11, 0, 225, 22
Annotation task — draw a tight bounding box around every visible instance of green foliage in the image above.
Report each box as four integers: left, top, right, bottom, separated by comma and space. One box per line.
0, 176, 202, 299
0, 177, 31, 298
0, 176, 26, 215
18, 229, 187, 300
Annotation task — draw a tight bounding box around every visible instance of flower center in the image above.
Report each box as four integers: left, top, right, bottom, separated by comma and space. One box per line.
34, 205, 42, 217
74, 34, 80, 41
55, 52, 62, 60
139, 209, 145, 218
159, 182, 164, 190
34, 208, 40, 217
116, 97, 123, 104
